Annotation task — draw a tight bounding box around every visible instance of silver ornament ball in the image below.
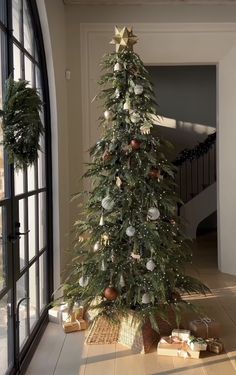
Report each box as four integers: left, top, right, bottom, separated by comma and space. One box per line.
102, 196, 115, 211
142, 292, 151, 304
104, 110, 113, 121
146, 259, 156, 271
130, 111, 140, 124
126, 226, 136, 237
79, 276, 89, 287
114, 62, 122, 72
93, 241, 100, 252
134, 85, 144, 95
147, 207, 160, 220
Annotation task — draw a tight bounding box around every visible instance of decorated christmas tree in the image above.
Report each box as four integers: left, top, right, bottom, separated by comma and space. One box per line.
63, 27, 209, 330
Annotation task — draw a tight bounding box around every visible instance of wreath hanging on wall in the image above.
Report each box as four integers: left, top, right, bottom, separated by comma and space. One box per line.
0, 75, 44, 169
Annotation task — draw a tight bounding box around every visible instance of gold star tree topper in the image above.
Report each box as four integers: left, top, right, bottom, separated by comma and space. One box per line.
110, 26, 138, 53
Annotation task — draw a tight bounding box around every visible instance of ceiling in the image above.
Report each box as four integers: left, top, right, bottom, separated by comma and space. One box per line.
64, 0, 236, 5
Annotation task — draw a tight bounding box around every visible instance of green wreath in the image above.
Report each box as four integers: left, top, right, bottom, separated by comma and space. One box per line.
0, 75, 44, 169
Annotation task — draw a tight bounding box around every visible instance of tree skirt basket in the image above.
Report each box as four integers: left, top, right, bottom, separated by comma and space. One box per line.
86, 316, 120, 345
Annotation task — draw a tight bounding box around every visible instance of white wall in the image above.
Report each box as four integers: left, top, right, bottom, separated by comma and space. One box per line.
37, 0, 70, 289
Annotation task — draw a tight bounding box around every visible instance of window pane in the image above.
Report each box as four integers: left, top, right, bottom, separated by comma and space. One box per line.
38, 136, 46, 189
0, 295, 9, 374
39, 192, 46, 251
29, 262, 37, 329
28, 195, 36, 259
14, 168, 24, 195
23, 0, 33, 55
19, 199, 26, 270
0, 32, 5, 199
0, 0, 6, 24
17, 274, 28, 348
39, 252, 47, 311
12, 0, 22, 42
27, 163, 35, 191
24, 56, 33, 86
13, 44, 22, 80
0, 206, 6, 291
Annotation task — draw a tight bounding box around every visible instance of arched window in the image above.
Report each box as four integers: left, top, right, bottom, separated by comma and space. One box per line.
0, 1, 52, 373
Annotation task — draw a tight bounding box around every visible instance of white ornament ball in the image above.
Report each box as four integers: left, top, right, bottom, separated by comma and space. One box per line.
79, 276, 89, 287
104, 110, 113, 121
130, 111, 140, 123
134, 85, 144, 95
93, 241, 100, 252
114, 62, 122, 72
142, 293, 151, 304
126, 226, 136, 237
101, 196, 115, 211
147, 207, 160, 221
146, 259, 156, 271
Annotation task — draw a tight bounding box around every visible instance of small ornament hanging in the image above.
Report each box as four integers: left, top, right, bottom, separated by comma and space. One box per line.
116, 176, 122, 188
130, 139, 141, 150
93, 241, 100, 252
146, 259, 156, 271
141, 292, 151, 304
101, 234, 109, 246
104, 286, 119, 301
148, 167, 161, 179
131, 252, 141, 260
79, 276, 89, 287
134, 85, 143, 95
114, 62, 122, 72
104, 110, 113, 121
126, 226, 136, 237
110, 249, 115, 263
99, 214, 105, 226
119, 274, 125, 287
123, 98, 131, 111
102, 150, 112, 162
147, 207, 160, 221
101, 260, 107, 271
115, 88, 120, 98
101, 196, 115, 211
130, 111, 140, 124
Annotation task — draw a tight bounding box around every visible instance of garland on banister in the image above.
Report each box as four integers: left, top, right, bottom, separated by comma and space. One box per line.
173, 132, 216, 167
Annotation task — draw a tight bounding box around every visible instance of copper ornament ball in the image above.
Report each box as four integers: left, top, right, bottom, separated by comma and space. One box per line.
130, 139, 141, 150
104, 286, 119, 301
102, 150, 112, 162
148, 167, 161, 179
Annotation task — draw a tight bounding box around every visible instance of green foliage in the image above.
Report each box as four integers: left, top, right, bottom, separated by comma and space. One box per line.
0, 75, 44, 169
62, 47, 210, 330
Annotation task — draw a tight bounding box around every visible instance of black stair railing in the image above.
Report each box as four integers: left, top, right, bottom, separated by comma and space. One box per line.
173, 132, 216, 207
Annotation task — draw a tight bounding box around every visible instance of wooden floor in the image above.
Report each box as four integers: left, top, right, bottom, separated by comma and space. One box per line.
26, 233, 236, 375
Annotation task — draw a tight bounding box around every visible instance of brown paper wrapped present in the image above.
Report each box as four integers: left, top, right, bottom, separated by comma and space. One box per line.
207, 339, 224, 354
189, 317, 220, 339
157, 336, 200, 359
62, 312, 87, 333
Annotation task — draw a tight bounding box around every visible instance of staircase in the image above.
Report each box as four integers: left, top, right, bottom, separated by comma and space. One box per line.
173, 132, 216, 239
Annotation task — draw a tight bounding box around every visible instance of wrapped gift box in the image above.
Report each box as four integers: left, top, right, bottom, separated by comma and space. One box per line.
48, 304, 68, 324
118, 312, 159, 353
207, 339, 224, 354
63, 318, 87, 333
189, 317, 220, 339
157, 336, 200, 359
49, 304, 84, 324
172, 329, 190, 342
188, 337, 207, 351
